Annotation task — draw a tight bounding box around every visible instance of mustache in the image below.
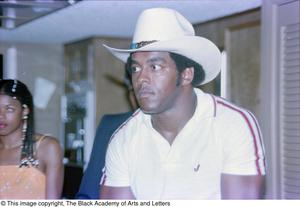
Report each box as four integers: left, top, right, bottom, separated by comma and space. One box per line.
135, 84, 154, 97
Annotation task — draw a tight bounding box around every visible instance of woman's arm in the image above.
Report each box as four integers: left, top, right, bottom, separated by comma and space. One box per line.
38, 136, 64, 199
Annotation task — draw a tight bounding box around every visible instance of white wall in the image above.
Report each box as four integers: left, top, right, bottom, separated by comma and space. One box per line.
261, 0, 300, 199
0, 42, 64, 144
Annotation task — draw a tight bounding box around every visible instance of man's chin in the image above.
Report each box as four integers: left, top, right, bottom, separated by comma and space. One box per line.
140, 106, 157, 115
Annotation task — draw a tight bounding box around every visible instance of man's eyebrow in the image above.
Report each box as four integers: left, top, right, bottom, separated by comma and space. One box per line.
130, 59, 139, 65
131, 57, 167, 65
146, 57, 167, 64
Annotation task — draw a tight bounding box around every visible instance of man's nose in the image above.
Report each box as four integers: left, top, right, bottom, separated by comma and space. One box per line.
137, 67, 151, 84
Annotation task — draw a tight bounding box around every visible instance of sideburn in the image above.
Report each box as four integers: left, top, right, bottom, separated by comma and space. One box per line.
175, 70, 183, 86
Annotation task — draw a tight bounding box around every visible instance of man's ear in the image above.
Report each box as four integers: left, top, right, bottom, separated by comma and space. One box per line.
180, 67, 194, 86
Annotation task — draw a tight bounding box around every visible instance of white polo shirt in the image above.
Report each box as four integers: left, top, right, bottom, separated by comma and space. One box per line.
101, 88, 265, 199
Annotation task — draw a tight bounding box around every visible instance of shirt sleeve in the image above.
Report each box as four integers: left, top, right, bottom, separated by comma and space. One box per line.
101, 131, 131, 187
218, 109, 266, 176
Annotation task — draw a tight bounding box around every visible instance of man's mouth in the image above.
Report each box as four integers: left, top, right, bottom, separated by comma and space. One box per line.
138, 88, 154, 98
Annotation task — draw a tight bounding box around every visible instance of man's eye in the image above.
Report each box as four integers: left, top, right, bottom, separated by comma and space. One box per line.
131, 66, 141, 73
151, 64, 162, 71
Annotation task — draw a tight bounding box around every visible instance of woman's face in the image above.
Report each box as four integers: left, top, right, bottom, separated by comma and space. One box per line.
0, 95, 24, 136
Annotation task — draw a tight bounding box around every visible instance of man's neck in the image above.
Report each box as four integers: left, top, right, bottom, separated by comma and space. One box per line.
151, 89, 197, 145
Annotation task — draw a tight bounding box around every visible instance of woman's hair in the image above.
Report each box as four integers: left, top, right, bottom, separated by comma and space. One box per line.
126, 52, 205, 86
0, 79, 36, 166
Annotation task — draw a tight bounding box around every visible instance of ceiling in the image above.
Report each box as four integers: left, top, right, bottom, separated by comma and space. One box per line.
0, 0, 262, 44
0, 0, 81, 29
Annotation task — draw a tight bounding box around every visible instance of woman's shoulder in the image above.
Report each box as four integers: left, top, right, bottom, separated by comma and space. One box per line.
35, 133, 59, 143
34, 134, 62, 153
34, 134, 63, 174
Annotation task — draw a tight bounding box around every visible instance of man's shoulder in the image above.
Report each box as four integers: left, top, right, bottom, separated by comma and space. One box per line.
100, 111, 135, 125
107, 110, 144, 143
212, 96, 253, 120
101, 110, 142, 130
211, 96, 260, 131
102, 111, 133, 120
94, 111, 134, 138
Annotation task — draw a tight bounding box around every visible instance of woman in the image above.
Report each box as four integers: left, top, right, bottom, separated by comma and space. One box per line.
0, 79, 64, 199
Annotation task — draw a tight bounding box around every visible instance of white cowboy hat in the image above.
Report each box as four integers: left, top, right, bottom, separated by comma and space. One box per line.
103, 7, 221, 85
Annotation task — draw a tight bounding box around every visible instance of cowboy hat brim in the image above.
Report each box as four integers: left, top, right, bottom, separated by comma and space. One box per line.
103, 36, 221, 85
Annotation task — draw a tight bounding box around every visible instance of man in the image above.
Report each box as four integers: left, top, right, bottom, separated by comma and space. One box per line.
75, 112, 132, 199
76, 70, 136, 199
100, 8, 265, 199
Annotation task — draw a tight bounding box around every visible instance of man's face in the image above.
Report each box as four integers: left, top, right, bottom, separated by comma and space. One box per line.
130, 51, 181, 114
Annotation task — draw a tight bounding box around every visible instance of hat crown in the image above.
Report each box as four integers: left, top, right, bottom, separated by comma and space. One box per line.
132, 8, 195, 44
103, 8, 221, 85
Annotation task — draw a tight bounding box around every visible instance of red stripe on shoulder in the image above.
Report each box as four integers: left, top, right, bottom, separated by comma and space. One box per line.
210, 95, 217, 117
216, 99, 262, 175
248, 112, 266, 168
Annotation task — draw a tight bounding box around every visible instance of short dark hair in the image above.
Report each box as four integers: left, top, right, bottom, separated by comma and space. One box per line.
169, 52, 205, 86
124, 58, 133, 89
126, 52, 205, 86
